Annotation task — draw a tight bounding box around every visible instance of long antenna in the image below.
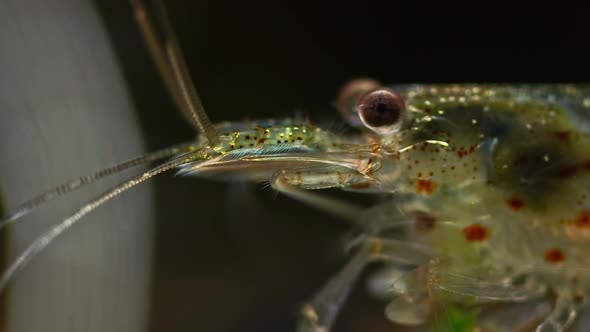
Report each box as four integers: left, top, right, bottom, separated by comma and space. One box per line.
0, 141, 197, 230
130, 0, 220, 146
0, 150, 207, 292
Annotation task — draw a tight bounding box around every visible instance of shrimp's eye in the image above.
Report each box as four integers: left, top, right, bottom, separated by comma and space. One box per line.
358, 88, 405, 135
335, 78, 382, 127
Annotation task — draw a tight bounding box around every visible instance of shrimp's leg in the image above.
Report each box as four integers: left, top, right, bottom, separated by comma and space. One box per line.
535, 291, 580, 332
297, 236, 434, 332
268, 166, 378, 330
270, 167, 364, 226
297, 240, 375, 332
269, 159, 384, 230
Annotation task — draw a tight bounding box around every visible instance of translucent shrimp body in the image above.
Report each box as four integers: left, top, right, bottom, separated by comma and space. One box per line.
4, 1, 587, 330
361, 84, 590, 331
178, 84, 590, 330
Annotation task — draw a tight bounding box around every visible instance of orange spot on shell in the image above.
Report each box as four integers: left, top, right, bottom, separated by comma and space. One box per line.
544, 248, 566, 264
575, 210, 590, 228
506, 197, 525, 211
416, 179, 437, 195
463, 224, 489, 242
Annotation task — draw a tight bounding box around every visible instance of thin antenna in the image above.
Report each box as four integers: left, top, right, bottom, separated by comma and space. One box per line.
130, 0, 220, 147
0, 150, 208, 292
130, 0, 187, 122
0, 141, 197, 230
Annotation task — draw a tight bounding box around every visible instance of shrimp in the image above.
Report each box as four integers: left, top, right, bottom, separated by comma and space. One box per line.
1, 1, 589, 332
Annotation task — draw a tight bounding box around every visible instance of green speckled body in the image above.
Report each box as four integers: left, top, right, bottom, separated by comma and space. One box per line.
218, 124, 319, 150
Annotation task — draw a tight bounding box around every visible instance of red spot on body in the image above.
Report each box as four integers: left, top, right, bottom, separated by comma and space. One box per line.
416, 179, 437, 195
544, 248, 566, 264
506, 197, 525, 211
257, 138, 266, 145
554, 131, 572, 142
412, 211, 437, 234
463, 224, 489, 242
575, 210, 590, 228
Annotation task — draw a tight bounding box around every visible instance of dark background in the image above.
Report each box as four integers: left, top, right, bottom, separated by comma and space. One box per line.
96, 1, 589, 331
